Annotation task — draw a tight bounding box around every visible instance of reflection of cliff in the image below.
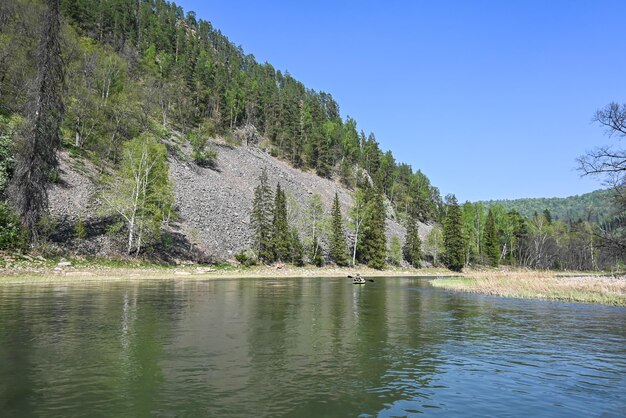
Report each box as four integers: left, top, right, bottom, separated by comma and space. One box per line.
162, 278, 450, 416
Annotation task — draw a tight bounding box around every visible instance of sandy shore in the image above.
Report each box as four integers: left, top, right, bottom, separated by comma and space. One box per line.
432, 270, 626, 306
0, 262, 452, 284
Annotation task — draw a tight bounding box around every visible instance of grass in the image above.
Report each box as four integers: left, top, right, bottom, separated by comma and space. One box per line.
431, 270, 626, 306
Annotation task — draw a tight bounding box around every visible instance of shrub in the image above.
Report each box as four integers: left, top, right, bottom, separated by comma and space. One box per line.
0, 203, 27, 250
234, 249, 258, 266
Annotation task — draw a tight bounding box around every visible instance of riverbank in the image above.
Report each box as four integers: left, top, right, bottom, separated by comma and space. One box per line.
431, 270, 626, 306
0, 256, 451, 284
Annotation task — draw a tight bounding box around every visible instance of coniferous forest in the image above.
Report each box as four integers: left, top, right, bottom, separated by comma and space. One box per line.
0, 0, 624, 271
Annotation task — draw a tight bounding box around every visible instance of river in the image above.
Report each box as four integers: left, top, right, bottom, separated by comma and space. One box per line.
0, 277, 624, 417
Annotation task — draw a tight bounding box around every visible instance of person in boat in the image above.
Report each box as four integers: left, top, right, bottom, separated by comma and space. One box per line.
355, 273, 362, 281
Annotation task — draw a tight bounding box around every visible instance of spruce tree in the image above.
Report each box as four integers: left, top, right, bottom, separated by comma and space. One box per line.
359, 186, 387, 269
329, 192, 349, 266
443, 194, 465, 272
251, 168, 274, 262
484, 208, 500, 266
271, 183, 290, 262
403, 210, 422, 267
288, 227, 304, 266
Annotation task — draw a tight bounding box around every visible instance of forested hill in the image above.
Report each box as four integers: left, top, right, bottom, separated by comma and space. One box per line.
0, 0, 441, 223
478, 189, 616, 224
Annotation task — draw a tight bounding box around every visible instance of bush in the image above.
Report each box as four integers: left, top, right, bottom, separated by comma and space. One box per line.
234, 249, 258, 266
0, 204, 27, 250
188, 126, 218, 169
75, 216, 87, 240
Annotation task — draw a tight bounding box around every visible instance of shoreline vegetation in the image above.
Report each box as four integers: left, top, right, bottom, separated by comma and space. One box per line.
432, 271, 626, 306
0, 256, 624, 306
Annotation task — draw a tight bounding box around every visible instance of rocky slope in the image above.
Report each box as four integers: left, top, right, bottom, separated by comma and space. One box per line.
48, 138, 431, 262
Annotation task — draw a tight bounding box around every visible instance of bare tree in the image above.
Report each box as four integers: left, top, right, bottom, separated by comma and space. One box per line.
578, 102, 626, 256
9, 0, 64, 241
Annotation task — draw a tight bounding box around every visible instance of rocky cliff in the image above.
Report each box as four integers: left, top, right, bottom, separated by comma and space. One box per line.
48, 138, 431, 262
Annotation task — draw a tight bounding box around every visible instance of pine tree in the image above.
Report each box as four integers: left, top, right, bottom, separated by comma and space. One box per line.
484, 208, 500, 266
251, 167, 274, 262
403, 210, 422, 267
329, 192, 349, 266
443, 194, 465, 272
359, 186, 386, 269
271, 183, 289, 262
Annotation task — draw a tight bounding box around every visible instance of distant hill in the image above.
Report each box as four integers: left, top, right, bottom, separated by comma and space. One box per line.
478, 189, 617, 223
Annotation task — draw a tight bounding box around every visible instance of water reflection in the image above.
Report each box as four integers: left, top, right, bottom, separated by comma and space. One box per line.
0, 278, 625, 417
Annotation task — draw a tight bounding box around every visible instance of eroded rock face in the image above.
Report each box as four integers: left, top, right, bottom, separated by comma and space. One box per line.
48, 140, 431, 261
169, 141, 430, 260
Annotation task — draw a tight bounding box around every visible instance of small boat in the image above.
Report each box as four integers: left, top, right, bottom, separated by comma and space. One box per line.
352, 277, 366, 284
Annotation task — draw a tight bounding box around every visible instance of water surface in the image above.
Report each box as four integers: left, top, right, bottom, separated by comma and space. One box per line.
0, 277, 625, 417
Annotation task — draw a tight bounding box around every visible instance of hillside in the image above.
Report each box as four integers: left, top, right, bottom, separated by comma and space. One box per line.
0, 0, 440, 266
46, 136, 430, 262
478, 189, 616, 223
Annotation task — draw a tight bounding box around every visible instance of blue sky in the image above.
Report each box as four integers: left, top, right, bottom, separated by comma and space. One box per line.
175, 0, 626, 202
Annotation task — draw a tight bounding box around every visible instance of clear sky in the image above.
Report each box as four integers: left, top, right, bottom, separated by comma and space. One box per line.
174, 0, 626, 202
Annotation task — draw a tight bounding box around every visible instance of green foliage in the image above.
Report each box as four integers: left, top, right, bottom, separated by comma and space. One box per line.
251, 168, 274, 263
329, 192, 349, 266
234, 249, 258, 266
483, 208, 500, 266
358, 187, 387, 269
403, 211, 422, 267
443, 195, 465, 272
479, 189, 615, 224
348, 188, 367, 266
0, 203, 27, 250
75, 216, 87, 240
425, 226, 444, 266
389, 235, 403, 266
288, 227, 305, 266
0, 115, 21, 197
188, 122, 218, 168
311, 236, 324, 267
271, 183, 290, 262
100, 133, 174, 254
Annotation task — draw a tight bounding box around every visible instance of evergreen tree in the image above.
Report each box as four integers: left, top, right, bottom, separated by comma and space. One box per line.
271, 183, 289, 262
443, 194, 465, 272
543, 208, 553, 225
359, 186, 386, 269
288, 227, 304, 266
251, 167, 274, 262
484, 208, 500, 266
403, 210, 422, 267
329, 192, 349, 266
10, 0, 64, 241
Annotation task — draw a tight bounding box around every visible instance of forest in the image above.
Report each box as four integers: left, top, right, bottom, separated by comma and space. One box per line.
479, 189, 615, 224
0, 0, 624, 271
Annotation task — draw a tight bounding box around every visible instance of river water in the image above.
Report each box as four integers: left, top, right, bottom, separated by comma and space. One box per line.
0, 277, 624, 417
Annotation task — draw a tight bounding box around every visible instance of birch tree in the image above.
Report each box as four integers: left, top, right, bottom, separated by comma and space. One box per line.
349, 188, 366, 266
101, 134, 173, 255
